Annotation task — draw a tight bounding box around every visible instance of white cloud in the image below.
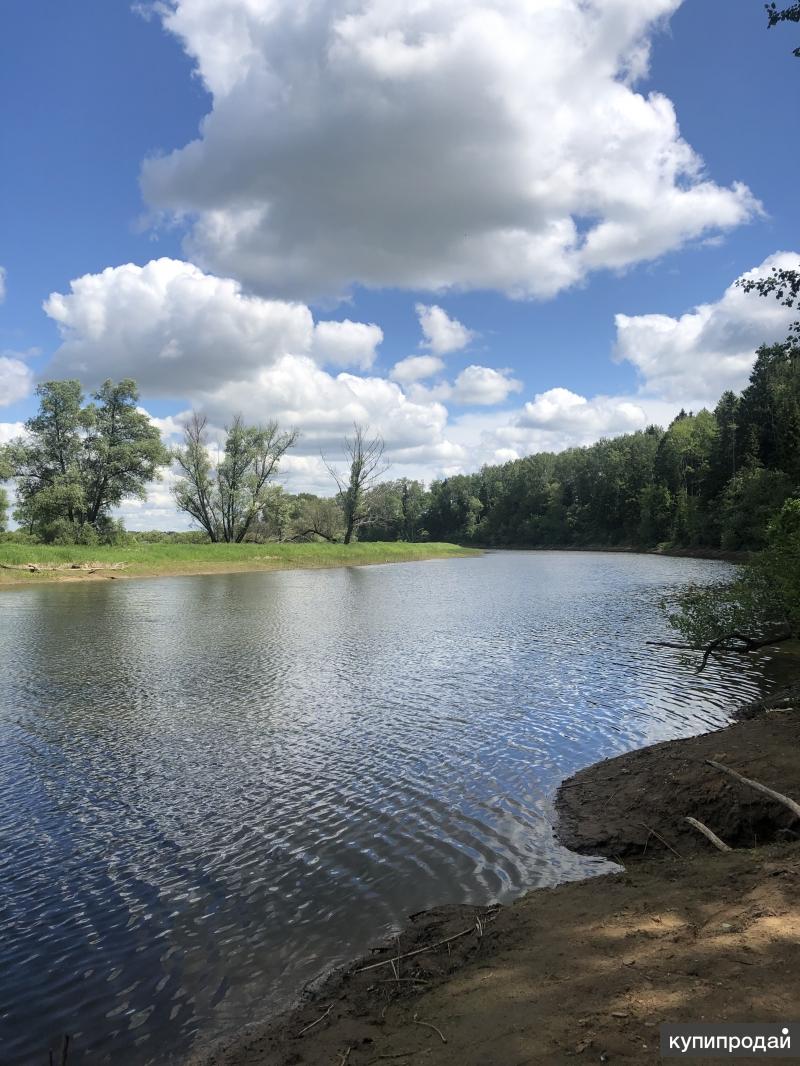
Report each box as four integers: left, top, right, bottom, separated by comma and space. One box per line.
390, 354, 445, 384
416, 304, 475, 354
141, 0, 757, 301
451, 365, 522, 406
0, 354, 34, 407
615, 251, 800, 403
0, 421, 25, 445
43, 258, 387, 393
311, 319, 383, 369
449, 389, 668, 465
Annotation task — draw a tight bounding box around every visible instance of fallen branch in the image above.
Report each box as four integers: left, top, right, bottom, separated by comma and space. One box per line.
413, 1014, 447, 1044
0, 562, 129, 573
354, 927, 475, 974
706, 760, 800, 821
648, 629, 792, 671
684, 816, 732, 852
297, 1003, 333, 1036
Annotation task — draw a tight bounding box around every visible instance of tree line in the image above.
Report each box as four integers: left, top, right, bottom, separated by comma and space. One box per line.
1, 263, 798, 560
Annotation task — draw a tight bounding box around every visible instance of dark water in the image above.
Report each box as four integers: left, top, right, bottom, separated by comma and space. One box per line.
0, 552, 778, 1064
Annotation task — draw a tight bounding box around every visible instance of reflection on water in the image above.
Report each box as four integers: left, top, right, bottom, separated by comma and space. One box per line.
0, 552, 775, 1064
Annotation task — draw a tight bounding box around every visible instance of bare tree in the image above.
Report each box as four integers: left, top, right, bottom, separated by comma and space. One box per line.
323, 423, 389, 544
174, 412, 298, 542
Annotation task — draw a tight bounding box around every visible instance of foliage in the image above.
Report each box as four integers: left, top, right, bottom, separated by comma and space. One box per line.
765, 2, 800, 56
664, 497, 800, 647
3, 379, 169, 543
173, 412, 298, 542
0, 486, 8, 532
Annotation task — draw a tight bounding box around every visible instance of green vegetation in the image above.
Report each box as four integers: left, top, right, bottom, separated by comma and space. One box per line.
3, 379, 168, 544
173, 412, 298, 542
0, 540, 477, 585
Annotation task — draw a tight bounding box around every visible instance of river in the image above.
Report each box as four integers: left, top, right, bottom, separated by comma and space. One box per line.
0, 551, 777, 1064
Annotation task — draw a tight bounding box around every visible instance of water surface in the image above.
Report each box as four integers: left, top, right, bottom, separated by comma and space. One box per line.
0, 552, 776, 1064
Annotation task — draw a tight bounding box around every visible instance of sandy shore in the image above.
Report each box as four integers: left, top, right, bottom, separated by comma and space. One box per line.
188, 685, 800, 1066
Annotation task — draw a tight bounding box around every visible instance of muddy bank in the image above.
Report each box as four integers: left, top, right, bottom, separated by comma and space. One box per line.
189, 690, 800, 1066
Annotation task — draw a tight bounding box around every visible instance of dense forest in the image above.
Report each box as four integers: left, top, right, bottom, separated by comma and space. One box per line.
416, 340, 799, 551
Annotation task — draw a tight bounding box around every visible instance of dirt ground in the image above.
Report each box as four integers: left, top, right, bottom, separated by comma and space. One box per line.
190, 697, 800, 1066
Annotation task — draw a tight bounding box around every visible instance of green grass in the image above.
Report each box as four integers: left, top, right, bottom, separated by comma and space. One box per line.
0, 540, 479, 584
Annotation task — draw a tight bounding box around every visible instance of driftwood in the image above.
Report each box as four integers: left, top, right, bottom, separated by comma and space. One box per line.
706, 759, 800, 821
0, 562, 129, 574
684, 816, 732, 852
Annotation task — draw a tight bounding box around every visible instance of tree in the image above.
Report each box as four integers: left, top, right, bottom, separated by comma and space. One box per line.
0, 487, 8, 532
4, 378, 168, 542
765, 2, 800, 56
173, 412, 298, 542
323, 423, 388, 544
664, 497, 800, 659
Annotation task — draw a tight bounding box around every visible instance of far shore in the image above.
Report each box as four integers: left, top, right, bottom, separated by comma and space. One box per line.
188, 678, 800, 1066
0, 541, 480, 588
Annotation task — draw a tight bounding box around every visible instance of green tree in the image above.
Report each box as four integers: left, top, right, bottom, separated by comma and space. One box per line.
4, 379, 168, 542
323, 424, 388, 544
173, 412, 298, 543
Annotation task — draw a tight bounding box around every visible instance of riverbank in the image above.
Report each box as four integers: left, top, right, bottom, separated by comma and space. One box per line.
0, 541, 478, 587
191, 688, 800, 1066
477, 543, 750, 563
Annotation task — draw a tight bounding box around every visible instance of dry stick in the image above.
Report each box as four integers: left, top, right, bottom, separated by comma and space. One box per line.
354, 927, 475, 974
338, 1047, 352, 1066
297, 1003, 333, 1037
413, 1014, 447, 1044
706, 760, 800, 820
684, 816, 732, 852
639, 822, 683, 860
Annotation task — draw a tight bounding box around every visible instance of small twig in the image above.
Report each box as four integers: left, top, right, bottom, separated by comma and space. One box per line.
297, 1003, 333, 1036
639, 822, 683, 859
376, 977, 431, 985
337, 1047, 352, 1066
684, 817, 732, 852
355, 927, 475, 973
413, 1013, 447, 1044
61, 1035, 70, 1066
706, 760, 800, 820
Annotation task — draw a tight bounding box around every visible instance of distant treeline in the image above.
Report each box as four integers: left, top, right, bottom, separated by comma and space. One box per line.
270, 339, 799, 552
1, 341, 797, 553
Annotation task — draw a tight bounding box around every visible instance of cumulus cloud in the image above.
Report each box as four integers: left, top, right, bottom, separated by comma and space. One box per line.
451, 365, 522, 406
311, 319, 383, 369
0, 354, 35, 407
615, 251, 800, 403
0, 421, 25, 445
416, 304, 474, 354
390, 354, 445, 384
141, 0, 757, 301
42, 259, 462, 479
43, 258, 388, 392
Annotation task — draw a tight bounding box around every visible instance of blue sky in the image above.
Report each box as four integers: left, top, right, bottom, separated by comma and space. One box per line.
0, 0, 798, 522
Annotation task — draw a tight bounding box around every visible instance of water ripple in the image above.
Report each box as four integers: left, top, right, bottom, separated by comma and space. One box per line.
0, 551, 779, 1064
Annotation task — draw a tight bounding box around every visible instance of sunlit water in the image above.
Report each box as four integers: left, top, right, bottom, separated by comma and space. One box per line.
0, 552, 778, 1064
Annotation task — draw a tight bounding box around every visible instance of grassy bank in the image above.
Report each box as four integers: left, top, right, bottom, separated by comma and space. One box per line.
0, 541, 479, 586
